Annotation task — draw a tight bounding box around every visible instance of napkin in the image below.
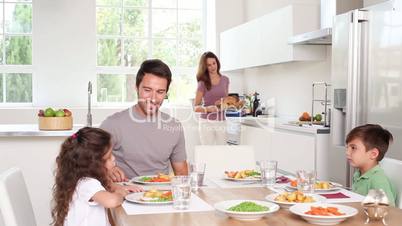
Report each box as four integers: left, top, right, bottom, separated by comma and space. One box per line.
276, 176, 290, 184
320, 192, 350, 199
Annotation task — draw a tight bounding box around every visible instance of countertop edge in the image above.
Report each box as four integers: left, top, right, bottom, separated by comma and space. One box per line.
0, 124, 84, 137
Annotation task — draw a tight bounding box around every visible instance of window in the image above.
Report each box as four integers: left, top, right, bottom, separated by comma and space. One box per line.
0, 0, 33, 104
96, 0, 205, 105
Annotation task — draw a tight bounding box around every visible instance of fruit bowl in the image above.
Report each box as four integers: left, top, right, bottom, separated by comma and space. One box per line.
38, 116, 73, 130
38, 108, 73, 130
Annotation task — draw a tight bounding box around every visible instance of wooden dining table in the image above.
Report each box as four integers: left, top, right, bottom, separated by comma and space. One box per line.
110, 187, 402, 226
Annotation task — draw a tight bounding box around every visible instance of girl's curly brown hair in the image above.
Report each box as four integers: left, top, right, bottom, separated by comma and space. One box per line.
51, 127, 112, 226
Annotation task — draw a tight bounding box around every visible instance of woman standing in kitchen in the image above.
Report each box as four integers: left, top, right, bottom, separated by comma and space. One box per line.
194, 51, 229, 145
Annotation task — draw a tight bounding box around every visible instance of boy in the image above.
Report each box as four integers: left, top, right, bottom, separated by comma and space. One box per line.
346, 124, 397, 206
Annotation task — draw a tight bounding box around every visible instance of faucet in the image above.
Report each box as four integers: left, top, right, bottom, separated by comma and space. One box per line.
87, 81, 92, 127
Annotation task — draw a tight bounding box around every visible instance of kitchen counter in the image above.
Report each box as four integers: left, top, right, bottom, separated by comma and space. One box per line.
239, 116, 330, 134
276, 123, 330, 134
0, 124, 85, 137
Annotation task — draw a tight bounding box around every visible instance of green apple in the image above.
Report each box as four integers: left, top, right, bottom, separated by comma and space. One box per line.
55, 109, 65, 117
44, 108, 55, 117
314, 114, 322, 122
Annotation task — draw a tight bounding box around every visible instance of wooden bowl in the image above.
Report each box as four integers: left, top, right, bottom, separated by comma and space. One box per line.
38, 116, 73, 130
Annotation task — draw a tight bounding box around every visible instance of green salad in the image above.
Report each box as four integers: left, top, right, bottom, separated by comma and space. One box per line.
247, 171, 261, 177
139, 176, 152, 182
227, 202, 269, 212
149, 196, 172, 202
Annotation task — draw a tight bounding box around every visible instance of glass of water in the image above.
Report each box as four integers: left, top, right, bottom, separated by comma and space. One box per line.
257, 160, 277, 188
296, 169, 316, 194
171, 176, 192, 210
189, 162, 206, 192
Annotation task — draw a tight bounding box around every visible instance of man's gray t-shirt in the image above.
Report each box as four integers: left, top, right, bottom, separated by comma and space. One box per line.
100, 107, 186, 178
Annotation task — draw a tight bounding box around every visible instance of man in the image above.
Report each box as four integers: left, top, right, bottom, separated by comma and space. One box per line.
100, 59, 188, 182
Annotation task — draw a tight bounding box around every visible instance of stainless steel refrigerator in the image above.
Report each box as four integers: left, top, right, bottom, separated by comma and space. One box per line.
330, 0, 402, 186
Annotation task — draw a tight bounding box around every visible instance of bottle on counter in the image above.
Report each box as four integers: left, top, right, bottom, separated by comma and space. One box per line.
252, 92, 260, 117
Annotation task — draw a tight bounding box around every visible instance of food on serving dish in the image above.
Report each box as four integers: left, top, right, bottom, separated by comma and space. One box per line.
274, 191, 315, 203
289, 180, 332, 190
139, 173, 172, 182
225, 170, 260, 179
290, 179, 298, 187
227, 201, 269, 212
299, 112, 311, 121
216, 96, 245, 110
141, 189, 173, 202
305, 206, 345, 216
314, 181, 331, 189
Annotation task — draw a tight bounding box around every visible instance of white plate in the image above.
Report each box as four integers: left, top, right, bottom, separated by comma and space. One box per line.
265, 193, 326, 209
223, 175, 261, 182
125, 192, 173, 205
286, 182, 341, 192
131, 175, 171, 185
214, 199, 279, 221
289, 203, 358, 225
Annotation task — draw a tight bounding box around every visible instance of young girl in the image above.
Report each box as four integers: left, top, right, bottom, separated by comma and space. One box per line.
51, 127, 143, 226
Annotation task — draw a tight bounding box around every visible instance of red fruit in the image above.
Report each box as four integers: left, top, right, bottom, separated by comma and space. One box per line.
38, 110, 45, 117
63, 109, 72, 117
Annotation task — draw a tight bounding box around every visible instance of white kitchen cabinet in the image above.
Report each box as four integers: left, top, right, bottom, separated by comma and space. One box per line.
220, 4, 327, 71
241, 125, 273, 161
270, 129, 316, 174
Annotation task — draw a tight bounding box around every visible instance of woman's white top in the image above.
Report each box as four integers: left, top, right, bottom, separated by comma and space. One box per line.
64, 177, 111, 226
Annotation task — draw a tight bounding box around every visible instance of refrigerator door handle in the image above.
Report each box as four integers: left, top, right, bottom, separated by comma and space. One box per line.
345, 9, 369, 186
346, 9, 369, 134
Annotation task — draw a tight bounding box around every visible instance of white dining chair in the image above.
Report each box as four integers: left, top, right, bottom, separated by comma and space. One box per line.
194, 145, 255, 178
380, 158, 402, 208
0, 167, 37, 226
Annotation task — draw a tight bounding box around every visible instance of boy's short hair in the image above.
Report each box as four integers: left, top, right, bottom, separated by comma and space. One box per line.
346, 124, 393, 161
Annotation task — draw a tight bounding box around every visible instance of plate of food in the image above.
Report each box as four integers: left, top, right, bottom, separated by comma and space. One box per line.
287, 180, 341, 192
125, 189, 173, 205
131, 173, 172, 185
289, 203, 358, 225
265, 191, 326, 209
214, 200, 279, 221
224, 170, 261, 181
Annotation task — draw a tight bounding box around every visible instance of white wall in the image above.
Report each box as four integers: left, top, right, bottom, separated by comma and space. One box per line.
214, 0, 245, 56
33, 0, 96, 107
242, 49, 332, 118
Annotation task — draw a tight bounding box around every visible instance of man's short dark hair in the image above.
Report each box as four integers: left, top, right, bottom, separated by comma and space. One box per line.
346, 124, 393, 161
136, 59, 172, 92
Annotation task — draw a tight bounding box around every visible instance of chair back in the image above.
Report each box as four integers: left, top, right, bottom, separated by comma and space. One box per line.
380, 158, 402, 208
0, 167, 37, 226
194, 145, 255, 178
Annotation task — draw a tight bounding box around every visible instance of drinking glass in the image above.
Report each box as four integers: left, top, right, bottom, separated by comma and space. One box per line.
296, 169, 316, 194
257, 160, 277, 188
171, 176, 192, 210
189, 162, 206, 192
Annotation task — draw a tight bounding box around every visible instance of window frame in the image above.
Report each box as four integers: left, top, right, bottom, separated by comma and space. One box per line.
0, 0, 33, 106
95, 0, 206, 106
